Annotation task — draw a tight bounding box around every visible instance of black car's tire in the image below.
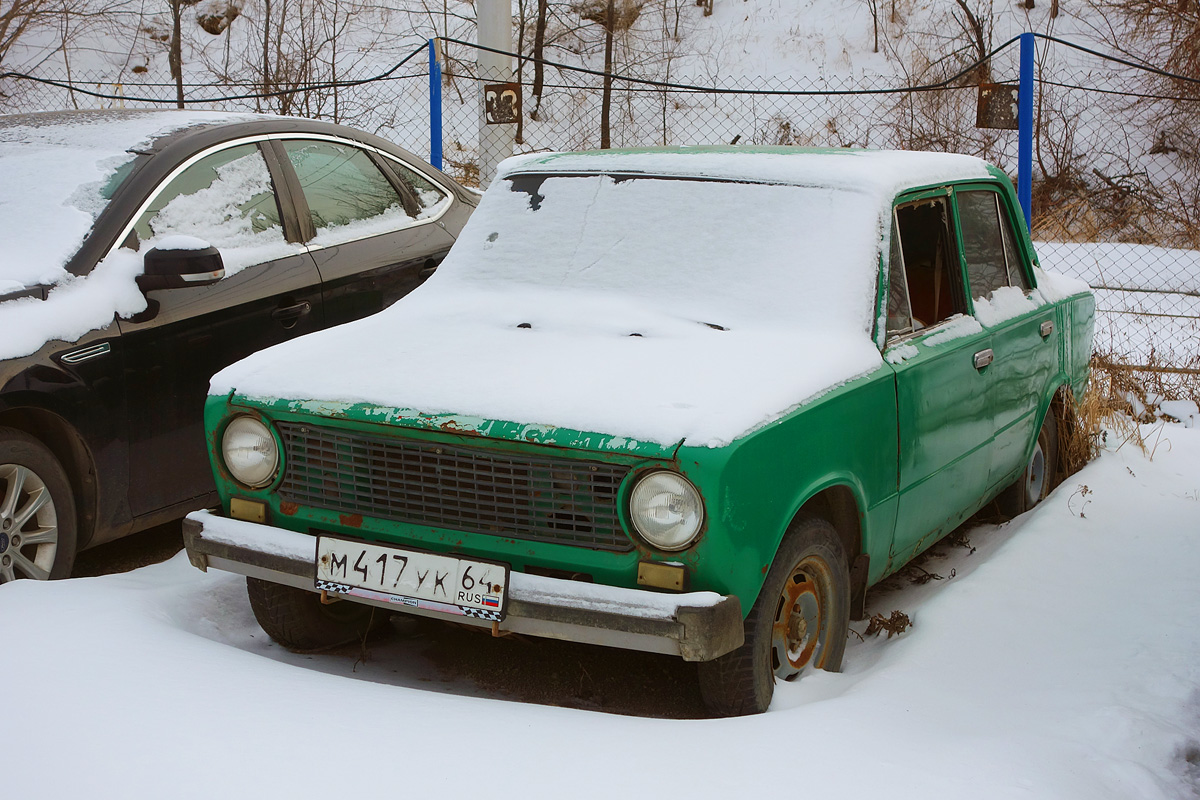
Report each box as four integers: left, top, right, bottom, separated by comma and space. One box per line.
997, 411, 1060, 518
698, 516, 850, 717
0, 427, 77, 583
246, 577, 386, 651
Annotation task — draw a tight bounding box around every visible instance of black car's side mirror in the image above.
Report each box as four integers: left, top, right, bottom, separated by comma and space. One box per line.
136, 245, 226, 292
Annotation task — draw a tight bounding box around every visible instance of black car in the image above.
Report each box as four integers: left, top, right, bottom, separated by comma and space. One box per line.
0, 110, 475, 582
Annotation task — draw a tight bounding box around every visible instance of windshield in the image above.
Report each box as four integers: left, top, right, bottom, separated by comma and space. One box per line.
436, 172, 883, 334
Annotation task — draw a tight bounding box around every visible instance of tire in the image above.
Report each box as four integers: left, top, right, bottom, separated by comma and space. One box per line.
246, 577, 386, 651
697, 516, 850, 717
0, 427, 77, 583
997, 411, 1059, 518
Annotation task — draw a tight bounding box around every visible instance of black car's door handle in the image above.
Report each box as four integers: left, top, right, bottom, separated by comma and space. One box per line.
419, 261, 439, 279
272, 301, 312, 329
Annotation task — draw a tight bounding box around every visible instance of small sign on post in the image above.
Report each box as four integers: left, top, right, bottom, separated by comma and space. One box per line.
485, 82, 522, 125
976, 84, 1019, 130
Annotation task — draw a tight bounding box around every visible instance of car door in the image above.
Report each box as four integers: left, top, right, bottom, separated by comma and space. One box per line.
116, 140, 324, 518
883, 191, 996, 564
273, 137, 459, 328
952, 186, 1059, 493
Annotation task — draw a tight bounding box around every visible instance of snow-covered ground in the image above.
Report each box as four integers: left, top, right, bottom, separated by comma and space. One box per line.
3, 418, 1198, 799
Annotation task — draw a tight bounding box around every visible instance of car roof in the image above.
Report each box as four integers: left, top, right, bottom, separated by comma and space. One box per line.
0, 109, 285, 150
0, 110, 449, 290
498, 146, 999, 195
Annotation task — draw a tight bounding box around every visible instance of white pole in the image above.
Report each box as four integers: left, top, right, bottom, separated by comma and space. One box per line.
477, 0, 514, 186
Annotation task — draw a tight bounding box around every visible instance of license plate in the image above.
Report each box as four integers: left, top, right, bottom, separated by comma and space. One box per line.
315, 535, 509, 620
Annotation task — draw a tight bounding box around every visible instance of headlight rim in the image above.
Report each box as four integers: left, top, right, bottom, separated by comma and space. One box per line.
220, 414, 281, 490
627, 469, 705, 552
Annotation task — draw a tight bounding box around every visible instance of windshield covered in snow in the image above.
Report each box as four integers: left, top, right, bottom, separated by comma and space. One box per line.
437, 172, 883, 335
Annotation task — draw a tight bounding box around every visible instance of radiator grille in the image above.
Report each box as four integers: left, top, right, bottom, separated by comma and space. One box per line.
277, 422, 633, 552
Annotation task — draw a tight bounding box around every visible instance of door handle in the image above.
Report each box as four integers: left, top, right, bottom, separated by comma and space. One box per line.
272, 301, 312, 329
419, 260, 439, 279
973, 349, 994, 370
1040, 319, 1054, 338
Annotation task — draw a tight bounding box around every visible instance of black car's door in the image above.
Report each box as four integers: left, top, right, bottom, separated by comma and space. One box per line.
273, 137, 459, 327
116, 140, 324, 518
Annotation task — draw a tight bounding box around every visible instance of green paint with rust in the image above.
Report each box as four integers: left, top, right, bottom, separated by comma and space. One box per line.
202, 166, 1095, 622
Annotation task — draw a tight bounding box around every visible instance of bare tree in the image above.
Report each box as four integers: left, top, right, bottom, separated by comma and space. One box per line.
531, 0, 547, 113
572, 0, 643, 147
950, 0, 991, 83
1, 0, 60, 65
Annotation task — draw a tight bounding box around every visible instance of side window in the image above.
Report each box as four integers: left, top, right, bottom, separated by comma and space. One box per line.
384, 156, 449, 216
283, 140, 412, 236
997, 202, 1031, 292
889, 196, 967, 332
132, 143, 284, 249
957, 190, 1029, 300
886, 215, 913, 336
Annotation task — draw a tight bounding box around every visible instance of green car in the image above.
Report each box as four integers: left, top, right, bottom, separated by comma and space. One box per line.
182, 147, 1094, 716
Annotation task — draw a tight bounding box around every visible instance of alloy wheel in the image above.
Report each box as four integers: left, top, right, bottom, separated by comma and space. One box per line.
0, 464, 59, 582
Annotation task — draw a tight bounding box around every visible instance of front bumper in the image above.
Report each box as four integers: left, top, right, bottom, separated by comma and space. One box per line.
182, 510, 744, 662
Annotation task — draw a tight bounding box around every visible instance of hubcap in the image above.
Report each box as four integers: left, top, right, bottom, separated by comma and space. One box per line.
0, 464, 58, 583
1025, 441, 1046, 507
771, 555, 834, 681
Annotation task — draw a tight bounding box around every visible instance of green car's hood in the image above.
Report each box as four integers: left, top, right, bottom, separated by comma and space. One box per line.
227, 392, 683, 460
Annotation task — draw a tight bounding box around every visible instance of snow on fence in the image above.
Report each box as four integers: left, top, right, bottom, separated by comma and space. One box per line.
2, 37, 1197, 392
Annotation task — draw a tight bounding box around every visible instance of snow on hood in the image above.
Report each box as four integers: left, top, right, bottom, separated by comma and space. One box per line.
212, 150, 991, 447
0, 109, 276, 289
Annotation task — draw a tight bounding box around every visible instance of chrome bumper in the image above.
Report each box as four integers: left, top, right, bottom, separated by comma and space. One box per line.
182, 510, 744, 662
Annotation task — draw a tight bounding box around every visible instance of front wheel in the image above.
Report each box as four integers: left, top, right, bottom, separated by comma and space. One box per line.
697, 516, 850, 716
246, 577, 386, 651
0, 427, 77, 583
997, 411, 1059, 517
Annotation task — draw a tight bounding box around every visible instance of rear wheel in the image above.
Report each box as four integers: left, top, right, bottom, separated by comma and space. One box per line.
246, 577, 386, 651
698, 517, 850, 716
0, 427, 77, 583
998, 411, 1059, 517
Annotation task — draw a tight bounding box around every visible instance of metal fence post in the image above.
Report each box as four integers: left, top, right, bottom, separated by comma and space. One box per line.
1018, 32, 1035, 231
429, 38, 443, 171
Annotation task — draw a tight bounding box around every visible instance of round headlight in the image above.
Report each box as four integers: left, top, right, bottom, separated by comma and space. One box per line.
221, 416, 279, 488
629, 471, 704, 551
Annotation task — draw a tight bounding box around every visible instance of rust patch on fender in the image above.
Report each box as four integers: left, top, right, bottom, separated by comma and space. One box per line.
279, 501, 299, 516
339, 513, 363, 528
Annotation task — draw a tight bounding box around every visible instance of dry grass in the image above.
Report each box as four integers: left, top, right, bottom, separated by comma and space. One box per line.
1062, 353, 1199, 469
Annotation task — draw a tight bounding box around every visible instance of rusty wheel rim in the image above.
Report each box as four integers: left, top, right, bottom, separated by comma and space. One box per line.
770, 554, 834, 681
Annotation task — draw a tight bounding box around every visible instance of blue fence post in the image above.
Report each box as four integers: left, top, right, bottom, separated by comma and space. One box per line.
1017, 32, 1035, 231
429, 38, 443, 171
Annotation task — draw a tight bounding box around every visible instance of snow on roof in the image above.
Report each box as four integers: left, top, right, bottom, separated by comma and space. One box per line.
0, 109, 276, 289
500, 146, 995, 194
212, 149, 940, 447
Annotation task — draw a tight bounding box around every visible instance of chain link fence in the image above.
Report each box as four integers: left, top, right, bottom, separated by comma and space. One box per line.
2, 35, 1197, 397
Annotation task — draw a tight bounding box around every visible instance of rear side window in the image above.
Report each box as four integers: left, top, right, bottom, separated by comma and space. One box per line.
957, 190, 1030, 300
384, 156, 448, 215
283, 140, 409, 234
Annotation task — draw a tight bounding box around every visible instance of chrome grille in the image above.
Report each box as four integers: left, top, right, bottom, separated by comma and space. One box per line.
277, 422, 633, 552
